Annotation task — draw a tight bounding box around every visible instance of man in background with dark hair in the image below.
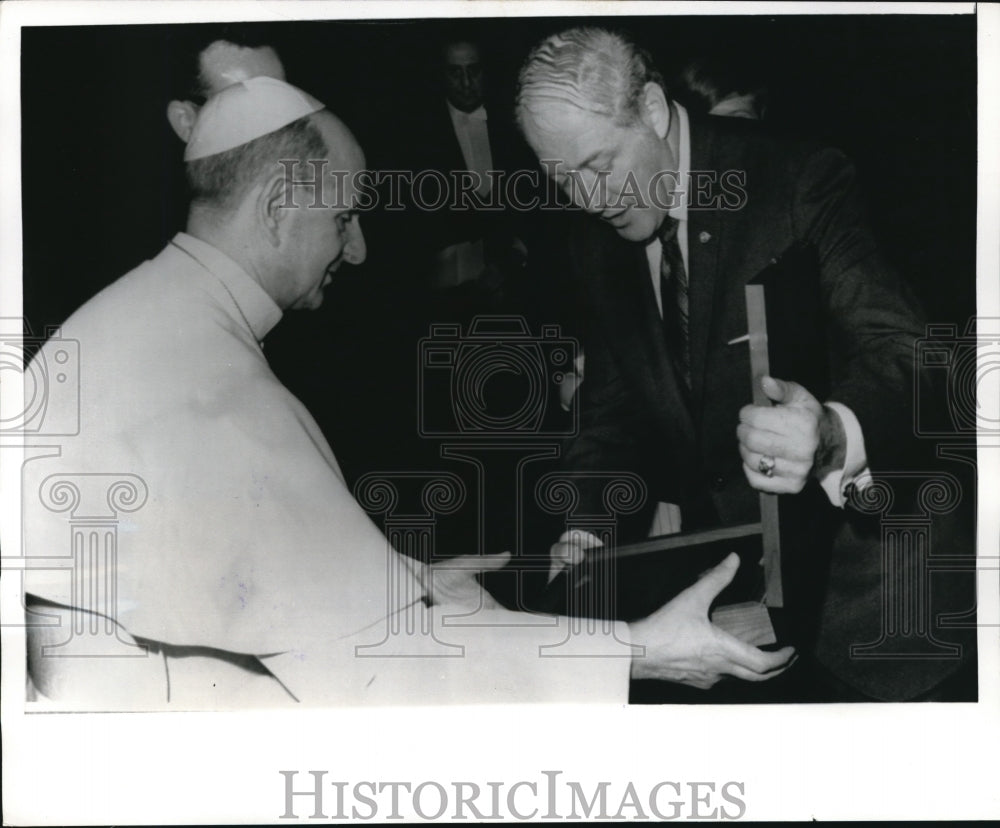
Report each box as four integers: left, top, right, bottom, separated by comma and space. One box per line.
674, 52, 768, 120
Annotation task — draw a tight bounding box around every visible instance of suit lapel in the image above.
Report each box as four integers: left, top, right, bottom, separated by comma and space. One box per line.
577, 222, 699, 463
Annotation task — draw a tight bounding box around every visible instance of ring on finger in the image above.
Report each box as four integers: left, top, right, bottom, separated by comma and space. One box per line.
758, 455, 776, 477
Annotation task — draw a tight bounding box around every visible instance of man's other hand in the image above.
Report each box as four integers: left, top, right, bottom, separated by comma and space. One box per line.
737, 375, 845, 494
627, 553, 795, 689
423, 551, 511, 610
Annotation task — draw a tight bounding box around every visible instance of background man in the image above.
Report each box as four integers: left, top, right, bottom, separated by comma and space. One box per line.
165, 24, 287, 142
23, 77, 794, 707
674, 50, 768, 120
515, 26, 974, 702
404, 37, 536, 303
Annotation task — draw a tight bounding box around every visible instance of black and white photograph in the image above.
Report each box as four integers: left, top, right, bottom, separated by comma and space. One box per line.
2, 1, 998, 822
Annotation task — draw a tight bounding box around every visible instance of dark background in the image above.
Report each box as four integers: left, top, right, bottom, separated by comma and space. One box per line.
21, 15, 977, 330
19, 15, 978, 562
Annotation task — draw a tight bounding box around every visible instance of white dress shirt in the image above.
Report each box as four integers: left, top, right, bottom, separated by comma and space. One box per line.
431, 103, 496, 288
447, 101, 493, 197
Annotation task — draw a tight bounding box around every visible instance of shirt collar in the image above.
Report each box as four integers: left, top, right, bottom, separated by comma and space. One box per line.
171, 232, 283, 342
447, 101, 487, 122
668, 101, 690, 222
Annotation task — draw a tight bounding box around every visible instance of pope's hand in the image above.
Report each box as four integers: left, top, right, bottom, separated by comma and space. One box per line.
422, 551, 511, 610
627, 552, 796, 688
737, 375, 832, 494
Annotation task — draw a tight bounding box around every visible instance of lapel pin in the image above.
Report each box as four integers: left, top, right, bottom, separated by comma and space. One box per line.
698, 231, 712, 244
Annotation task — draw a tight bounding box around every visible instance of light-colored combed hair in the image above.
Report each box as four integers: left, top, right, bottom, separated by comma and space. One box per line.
515, 27, 665, 131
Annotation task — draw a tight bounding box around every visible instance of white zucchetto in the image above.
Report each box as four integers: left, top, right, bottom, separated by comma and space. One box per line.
184, 76, 325, 161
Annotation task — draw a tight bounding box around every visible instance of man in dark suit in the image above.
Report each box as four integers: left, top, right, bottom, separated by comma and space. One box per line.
404, 37, 537, 305
515, 26, 975, 702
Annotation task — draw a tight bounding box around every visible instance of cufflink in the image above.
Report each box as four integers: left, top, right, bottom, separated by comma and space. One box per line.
698, 231, 712, 244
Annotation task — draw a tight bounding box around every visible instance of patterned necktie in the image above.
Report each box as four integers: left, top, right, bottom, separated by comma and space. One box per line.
658, 216, 690, 388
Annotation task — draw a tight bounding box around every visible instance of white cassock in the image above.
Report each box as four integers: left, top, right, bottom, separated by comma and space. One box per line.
21, 233, 632, 708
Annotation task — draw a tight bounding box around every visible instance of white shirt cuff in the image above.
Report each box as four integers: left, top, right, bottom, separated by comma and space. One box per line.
819, 401, 870, 507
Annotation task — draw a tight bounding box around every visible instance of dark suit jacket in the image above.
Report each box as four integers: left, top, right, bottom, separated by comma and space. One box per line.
560, 113, 975, 701
404, 99, 540, 264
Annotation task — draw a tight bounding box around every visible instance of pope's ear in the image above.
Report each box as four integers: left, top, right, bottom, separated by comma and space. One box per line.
166, 100, 199, 143
640, 82, 670, 139
259, 171, 294, 246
